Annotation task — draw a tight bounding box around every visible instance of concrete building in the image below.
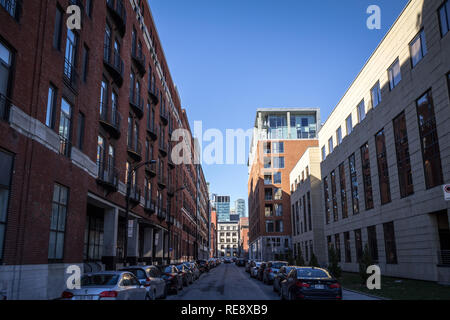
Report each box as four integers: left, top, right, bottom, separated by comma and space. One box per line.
0, 0, 209, 299
248, 108, 320, 261
289, 147, 327, 266
239, 217, 249, 258
210, 210, 217, 258
318, 0, 450, 282
217, 221, 239, 257
235, 199, 246, 218
215, 195, 230, 222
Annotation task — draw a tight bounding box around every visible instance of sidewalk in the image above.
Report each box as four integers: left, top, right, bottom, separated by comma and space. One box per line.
342, 289, 383, 300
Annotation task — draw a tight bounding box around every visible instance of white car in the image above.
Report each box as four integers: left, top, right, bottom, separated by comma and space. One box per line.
120, 266, 167, 300
61, 271, 147, 300
250, 262, 262, 278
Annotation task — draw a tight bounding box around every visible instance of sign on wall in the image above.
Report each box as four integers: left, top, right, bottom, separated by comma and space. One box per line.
444, 184, 450, 201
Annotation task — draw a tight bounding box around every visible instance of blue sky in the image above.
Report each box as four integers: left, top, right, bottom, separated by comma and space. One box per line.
148, 0, 409, 210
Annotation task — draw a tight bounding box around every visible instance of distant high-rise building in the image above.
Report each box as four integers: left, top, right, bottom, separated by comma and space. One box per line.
235, 199, 246, 217
215, 195, 230, 222
230, 214, 240, 222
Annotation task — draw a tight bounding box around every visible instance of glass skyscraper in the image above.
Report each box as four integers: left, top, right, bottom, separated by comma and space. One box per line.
215, 195, 230, 222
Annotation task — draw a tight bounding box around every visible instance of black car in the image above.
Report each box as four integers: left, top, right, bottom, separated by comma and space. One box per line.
280, 267, 342, 300
256, 262, 268, 281
160, 265, 183, 294
273, 266, 296, 294
196, 260, 210, 273
235, 258, 246, 267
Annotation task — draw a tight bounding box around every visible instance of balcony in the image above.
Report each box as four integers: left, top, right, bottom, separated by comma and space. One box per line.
438, 250, 450, 266
99, 103, 121, 139
63, 59, 78, 93
160, 107, 168, 126
157, 206, 166, 221
144, 162, 157, 177
157, 174, 167, 189
127, 140, 142, 162
129, 184, 141, 205
103, 46, 124, 87
129, 94, 144, 119
167, 186, 175, 197
131, 48, 146, 76
166, 213, 174, 226
159, 142, 168, 157
59, 136, 72, 157
0, 93, 11, 122
97, 162, 119, 192
148, 86, 159, 105
146, 123, 157, 141
106, 0, 126, 37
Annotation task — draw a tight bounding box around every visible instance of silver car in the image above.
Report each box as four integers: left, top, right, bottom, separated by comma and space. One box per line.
250, 262, 262, 278
61, 271, 147, 300
263, 261, 289, 284
120, 266, 167, 300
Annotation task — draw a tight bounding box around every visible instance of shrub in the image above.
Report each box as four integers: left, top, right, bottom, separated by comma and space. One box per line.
327, 245, 342, 278
309, 252, 319, 267
359, 244, 374, 284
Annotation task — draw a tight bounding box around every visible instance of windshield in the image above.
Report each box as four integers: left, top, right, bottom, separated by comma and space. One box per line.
81, 274, 119, 286
164, 267, 174, 273
271, 262, 288, 269
296, 268, 330, 279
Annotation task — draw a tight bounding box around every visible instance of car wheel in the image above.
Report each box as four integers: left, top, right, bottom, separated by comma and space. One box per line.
288, 290, 293, 301
273, 283, 277, 292
280, 288, 285, 300
162, 286, 168, 299
145, 293, 151, 301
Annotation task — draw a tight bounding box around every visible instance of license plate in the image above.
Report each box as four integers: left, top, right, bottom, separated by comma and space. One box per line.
75, 295, 93, 300
315, 284, 325, 290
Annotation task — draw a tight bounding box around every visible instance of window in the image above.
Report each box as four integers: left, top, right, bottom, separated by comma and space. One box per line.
354, 229, 363, 262
375, 129, 391, 204
0, 149, 13, 261
357, 100, 366, 123
439, 0, 450, 36
272, 142, 284, 154
275, 220, 283, 232
263, 142, 271, 154
416, 91, 443, 189
82, 45, 89, 82
49, 184, 69, 260
371, 82, 381, 108
77, 112, 85, 151
335, 234, 341, 262
84, 213, 104, 261
321, 146, 326, 161
59, 98, 72, 156
344, 232, 351, 263
274, 188, 282, 200
346, 114, 353, 135
266, 220, 274, 233
348, 154, 359, 215
264, 188, 272, 201
263, 157, 271, 169
393, 112, 414, 198
339, 163, 348, 219
367, 226, 378, 262
45, 85, 57, 128
273, 172, 282, 184
104, 24, 111, 61
336, 127, 342, 146
64, 29, 78, 85
323, 176, 330, 224
273, 157, 284, 169
328, 137, 333, 154
383, 222, 398, 264
274, 204, 283, 216
302, 195, 307, 233
388, 58, 401, 90
410, 30, 427, 68
330, 171, 338, 222
53, 5, 64, 49
0, 41, 12, 120
264, 173, 272, 185
86, 0, 93, 17
265, 204, 273, 217
360, 143, 374, 210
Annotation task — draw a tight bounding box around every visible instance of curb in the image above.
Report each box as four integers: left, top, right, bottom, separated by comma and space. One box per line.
343, 288, 390, 300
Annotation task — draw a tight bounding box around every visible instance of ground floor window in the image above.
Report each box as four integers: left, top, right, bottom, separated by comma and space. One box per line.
49, 184, 69, 260
84, 211, 104, 261
383, 221, 398, 264
0, 149, 13, 262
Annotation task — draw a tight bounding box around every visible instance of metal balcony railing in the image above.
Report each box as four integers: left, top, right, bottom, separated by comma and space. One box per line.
144, 187, 155, 213
59, 136, 72, 157
131, 47, 146, 75
1, 0, 22, 21
0, 93, 11, 121
99, 103, 121, 138
438, 250, 450, 266
106, 0, 126, 36
63, 59, 78, 92
129, 94, 144, 118
103, 46, 124, 85
97, 161, 119, 190
127, 139, 142, 160
129, 184, 141, 203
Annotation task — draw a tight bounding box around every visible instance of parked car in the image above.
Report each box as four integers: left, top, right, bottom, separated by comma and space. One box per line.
256, 262, 268, 281
273, 266, 297, 294
197, 260, 210, 272
161, 265, 183, 294
224, 257, 232, 264
245, 259, 255, 273
262, 261, 289, 285
250, 262, 262, 278
185, 262, 201, 280
177, 264, 194, 286
119, 265, 167, 300
207, 258, 216, 268
61, 271, 147, 300
280, 267, 342, 300
235, 258, 246, 267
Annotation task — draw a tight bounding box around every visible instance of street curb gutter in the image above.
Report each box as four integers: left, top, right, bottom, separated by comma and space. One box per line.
343, 288, 390, 300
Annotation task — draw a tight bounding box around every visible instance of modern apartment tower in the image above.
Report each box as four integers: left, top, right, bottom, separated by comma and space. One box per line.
248, 108, 320, 261
235, 199, 246, 218
215, 195, 231, 222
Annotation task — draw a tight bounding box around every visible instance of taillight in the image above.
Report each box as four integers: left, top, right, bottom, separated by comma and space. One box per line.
296, 281, 311, 288
144, 277, 151, 287
267, 268, 272, 273
99, 290, 118, 298
329, 283, 341, 289
61, 291, 73, 299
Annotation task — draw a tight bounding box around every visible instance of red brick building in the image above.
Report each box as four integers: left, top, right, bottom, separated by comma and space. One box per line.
209, 209, 217, 257
0, 0, 209, 299
239, 217, 249, 258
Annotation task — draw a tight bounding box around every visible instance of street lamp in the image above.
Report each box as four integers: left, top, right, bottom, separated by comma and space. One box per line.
123, 159, 157, 266
166, 186, 185, 265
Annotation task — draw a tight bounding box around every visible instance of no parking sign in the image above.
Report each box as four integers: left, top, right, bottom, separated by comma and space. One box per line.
444, 184, 450, 201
